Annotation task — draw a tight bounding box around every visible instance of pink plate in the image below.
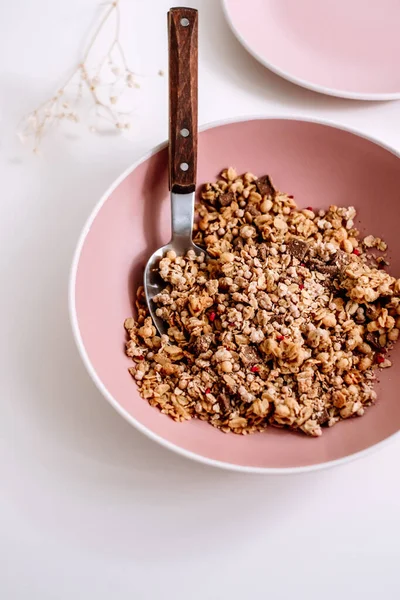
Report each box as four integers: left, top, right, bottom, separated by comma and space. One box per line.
223, 0, 400, 100
70, 117, 400, 473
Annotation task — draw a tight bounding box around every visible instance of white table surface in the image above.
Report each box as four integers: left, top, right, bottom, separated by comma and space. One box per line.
1, 1, 399, 598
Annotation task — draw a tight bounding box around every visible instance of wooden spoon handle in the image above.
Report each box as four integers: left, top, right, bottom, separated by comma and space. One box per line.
168, 7, 198, 194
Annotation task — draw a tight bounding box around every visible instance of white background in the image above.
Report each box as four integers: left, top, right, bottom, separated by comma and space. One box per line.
1, 1, 399, 598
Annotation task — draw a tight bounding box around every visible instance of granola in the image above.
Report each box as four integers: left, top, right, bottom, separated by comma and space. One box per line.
124, 168, 400, 437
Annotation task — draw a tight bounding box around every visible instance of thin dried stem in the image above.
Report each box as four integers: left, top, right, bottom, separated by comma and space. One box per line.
18, 0, 140, 151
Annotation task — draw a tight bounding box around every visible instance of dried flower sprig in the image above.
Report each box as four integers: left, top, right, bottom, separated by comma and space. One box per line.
17, 0, 140, 151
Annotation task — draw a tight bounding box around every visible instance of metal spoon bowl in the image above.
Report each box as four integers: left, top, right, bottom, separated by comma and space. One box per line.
144, 192, 204, 336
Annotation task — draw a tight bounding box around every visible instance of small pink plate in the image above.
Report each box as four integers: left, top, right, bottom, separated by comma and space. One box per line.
223, 0, 400, 100
70, 117, 400, 473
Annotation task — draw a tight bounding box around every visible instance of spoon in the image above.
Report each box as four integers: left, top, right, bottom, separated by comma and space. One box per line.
144, 7, 204, 336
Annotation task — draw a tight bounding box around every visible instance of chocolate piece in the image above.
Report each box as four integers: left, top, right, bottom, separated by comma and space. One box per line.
316, 264, 339, 276
239, 345, 260, 368
190, 334, 215, 355
308, 258, 338, 276
246, 204, 261, 217
255, 175, 276, 198
287, 238, 309, 261
366, 332, 384, 350
366, 305, 380, 320
316, 408, 329, 425
218, 393, 231, 413
307, 250, 351, 280
218, 191, 235, 207
332, 250, 351, 275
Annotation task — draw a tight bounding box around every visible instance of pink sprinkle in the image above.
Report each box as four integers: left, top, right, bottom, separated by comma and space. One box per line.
205, 388, 211, 394
306, 206, 313, 211
376, 354, 385, 364
353, 248, 361, 256
299, 284, 304, 290
209, 312, 216, 321
137, 355, 144, 361
288, 195, 294, 199
250, 366, 259, 373
276, 335, 285, 342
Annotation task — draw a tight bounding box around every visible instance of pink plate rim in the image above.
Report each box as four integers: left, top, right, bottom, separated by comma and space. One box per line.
221, 0, 400, 101
69, 115, 400, 474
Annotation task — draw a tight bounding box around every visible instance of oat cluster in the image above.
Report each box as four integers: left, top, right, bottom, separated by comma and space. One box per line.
124, 168, 400, 437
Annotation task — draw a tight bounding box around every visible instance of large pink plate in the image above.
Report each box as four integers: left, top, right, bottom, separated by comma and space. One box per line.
70, 117, 400, 473
223, 0, 400, 100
